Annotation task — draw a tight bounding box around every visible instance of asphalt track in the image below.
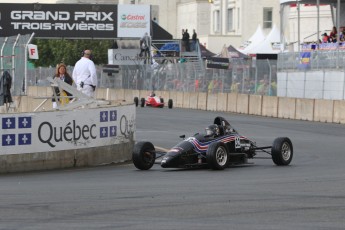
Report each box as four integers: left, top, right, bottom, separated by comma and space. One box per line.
1, 107, 345, 230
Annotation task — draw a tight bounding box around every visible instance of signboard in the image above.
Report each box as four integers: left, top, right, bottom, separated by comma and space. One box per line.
0, 104, 135, 155
117, 4, 150, 38
0, 3, 117, 38
28, 44, 39, 59
206, 57, 230, 69
108, 49, 148, 65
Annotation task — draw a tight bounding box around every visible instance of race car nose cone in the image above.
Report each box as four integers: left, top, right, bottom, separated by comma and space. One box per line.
161, 156, 177, 168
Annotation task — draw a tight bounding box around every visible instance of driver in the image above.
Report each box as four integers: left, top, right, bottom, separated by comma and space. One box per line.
205, 124, 220, 137
150, 92, 156, 97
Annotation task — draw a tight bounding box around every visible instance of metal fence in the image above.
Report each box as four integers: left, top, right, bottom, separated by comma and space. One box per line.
278, 50, 345, 71
1, 34, 34, 96
27, 58, 278, 97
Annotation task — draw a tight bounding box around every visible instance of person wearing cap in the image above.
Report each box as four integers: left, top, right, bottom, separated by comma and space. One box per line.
72, 49, 97, 98
52, 63, 73, 108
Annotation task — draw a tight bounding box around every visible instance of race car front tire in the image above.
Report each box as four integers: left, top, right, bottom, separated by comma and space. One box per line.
134, 97, 139, 107
271, 137, 293, 166
132, 142, 156, 170
206, 142, 229, 170
140, 98, 145, 107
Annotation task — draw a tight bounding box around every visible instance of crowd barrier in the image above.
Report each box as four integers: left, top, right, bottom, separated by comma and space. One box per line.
95, 87, 344, 124
8, 85, 345, 124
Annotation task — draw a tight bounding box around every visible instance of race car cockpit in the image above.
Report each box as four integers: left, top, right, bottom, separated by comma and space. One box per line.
213, 116, 237, 134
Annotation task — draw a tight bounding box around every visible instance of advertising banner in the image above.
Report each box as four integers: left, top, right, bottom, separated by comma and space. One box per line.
0, 104, 135, 155
108, 49, 148, 65
0, 3, 117, 38
206, 57, 230, 69
117, 4, 150, 38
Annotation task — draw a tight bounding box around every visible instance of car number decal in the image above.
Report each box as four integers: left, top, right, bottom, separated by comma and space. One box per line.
235, 135, 241, 149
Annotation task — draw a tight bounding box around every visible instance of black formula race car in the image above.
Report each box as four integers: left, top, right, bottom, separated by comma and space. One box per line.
132, 116, 293, 170
134, 92, 173, 109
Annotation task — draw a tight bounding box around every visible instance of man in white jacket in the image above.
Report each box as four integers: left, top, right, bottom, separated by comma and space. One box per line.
72, 50, 97, 98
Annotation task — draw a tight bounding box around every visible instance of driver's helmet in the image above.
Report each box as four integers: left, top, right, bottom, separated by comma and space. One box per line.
150, 92, 156, 97
205, 124, 220, 137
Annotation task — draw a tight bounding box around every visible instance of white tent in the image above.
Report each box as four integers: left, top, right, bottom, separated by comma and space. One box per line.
245, 24, 282, 54
238, 25, 266, 53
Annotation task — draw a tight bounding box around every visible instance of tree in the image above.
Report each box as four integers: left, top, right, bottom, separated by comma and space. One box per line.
30, 39, 113, 67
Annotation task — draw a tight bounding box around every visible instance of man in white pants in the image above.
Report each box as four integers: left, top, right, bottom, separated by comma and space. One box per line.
72, 50, 97, 98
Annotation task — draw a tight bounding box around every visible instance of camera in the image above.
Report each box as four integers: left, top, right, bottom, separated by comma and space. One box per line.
80, 81, 84, 88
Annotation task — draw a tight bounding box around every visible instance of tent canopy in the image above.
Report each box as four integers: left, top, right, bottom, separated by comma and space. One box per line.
199, 44, 216, 59
238, 25, 266, 53
242, 24, 282, 55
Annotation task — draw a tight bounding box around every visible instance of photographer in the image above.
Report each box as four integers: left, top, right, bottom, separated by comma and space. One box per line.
72, 49, 97, 98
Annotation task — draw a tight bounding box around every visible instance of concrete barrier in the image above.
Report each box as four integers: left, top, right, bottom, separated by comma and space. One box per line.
236, 94, 249, 114
278, 97, 296, 119
189, 92, 199, 109
248, 95, 262, 116
183, 92, 191, 108
295, 98, 314, 121
217, 93, 228, 112
176, 91, 184, 108
207, 93, 218, 111
0, 103, 135, 173
314, 99, 334, 122
262, 96, 278, 117
333, 100, 345, 124
0, 142, 133, 173
197, 92, 207, 110
227, 93, 237, 113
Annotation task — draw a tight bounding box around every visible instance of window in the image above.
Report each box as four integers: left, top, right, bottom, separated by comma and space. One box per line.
227, 8, 233, 32
263, 8, 273, 29
213, 10, 220, 33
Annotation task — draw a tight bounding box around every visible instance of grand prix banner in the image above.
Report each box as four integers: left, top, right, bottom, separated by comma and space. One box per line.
0, 3, 150, 38
0, 104, 135, 155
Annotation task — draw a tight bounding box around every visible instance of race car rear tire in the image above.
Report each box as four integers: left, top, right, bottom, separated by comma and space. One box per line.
206, 142, 229, 170
140, 98, 145, 107
271, 137, 293, 166
132, 142, 156, 170
168, 99, 173, 109
134, 97, 139, 107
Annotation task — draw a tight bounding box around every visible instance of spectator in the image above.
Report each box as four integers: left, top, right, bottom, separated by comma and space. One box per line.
329, 26, 337, 42
139, 32, 151, 61
339, 28, 345, 42
192, 29, 197, 51
322, 33, 329, 43
52, 63, 73, 108
72, 50, 97, 98
183, 29, 190, 51
181, 29, 185, 52
230, 79, 240, 93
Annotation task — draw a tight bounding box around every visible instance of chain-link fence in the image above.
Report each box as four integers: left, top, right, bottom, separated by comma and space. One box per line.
28, 58, 278, 97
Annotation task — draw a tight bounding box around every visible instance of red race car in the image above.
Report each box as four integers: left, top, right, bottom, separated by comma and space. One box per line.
134, 93, 173, 109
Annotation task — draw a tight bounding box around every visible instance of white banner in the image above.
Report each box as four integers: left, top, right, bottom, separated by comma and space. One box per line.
117, 4, 150, 38
28, 44, 39, 59
108, 49, 148, 65
0, 104, 135, 155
